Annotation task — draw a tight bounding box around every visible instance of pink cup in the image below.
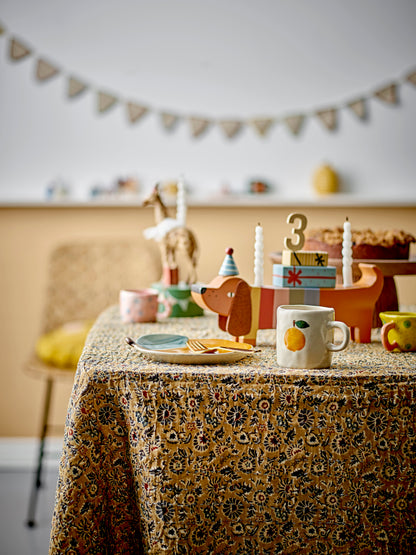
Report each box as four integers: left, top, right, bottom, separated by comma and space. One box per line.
120, 288, 165, 323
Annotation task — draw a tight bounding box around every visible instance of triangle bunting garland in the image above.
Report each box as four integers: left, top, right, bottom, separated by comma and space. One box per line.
347, 98, 367, 120
9, 37, 31, 61
250, 118, 274, 136
126, 102, 148, 124
160, 112, 179, 130
0, 22, 414, 140
283, 114, 305, 136
316, 108, 337, 131
405, 70, 416, 87
218, 120, 243, 138
68, 76, 87, 98
189, 117, 211, 138
97, 91, 118, 113
36, 58, 59, 81
373, 83, 398, 104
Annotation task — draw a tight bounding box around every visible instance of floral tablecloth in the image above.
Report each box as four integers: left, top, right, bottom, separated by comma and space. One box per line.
49, 306, 416, 554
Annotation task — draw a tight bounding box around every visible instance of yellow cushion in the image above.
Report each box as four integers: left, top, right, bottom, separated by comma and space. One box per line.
35, 321, 94, 369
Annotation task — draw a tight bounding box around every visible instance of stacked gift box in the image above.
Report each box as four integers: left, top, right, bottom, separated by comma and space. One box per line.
273, 249, 336, 289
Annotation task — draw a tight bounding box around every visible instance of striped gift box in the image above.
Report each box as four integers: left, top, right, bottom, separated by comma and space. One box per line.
272, 264, 336, 288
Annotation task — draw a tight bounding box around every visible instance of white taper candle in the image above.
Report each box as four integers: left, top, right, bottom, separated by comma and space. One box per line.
342, 217, 353, 287
254, 223, 264, 287
176, 176, 186, 226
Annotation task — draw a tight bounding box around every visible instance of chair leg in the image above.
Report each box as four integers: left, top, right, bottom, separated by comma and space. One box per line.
26, 377, 53, 528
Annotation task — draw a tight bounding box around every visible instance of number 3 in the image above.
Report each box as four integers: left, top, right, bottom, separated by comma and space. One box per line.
284, 213, 308, 251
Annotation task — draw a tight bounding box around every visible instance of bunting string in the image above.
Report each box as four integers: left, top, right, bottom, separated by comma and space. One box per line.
1, 21, 415, 140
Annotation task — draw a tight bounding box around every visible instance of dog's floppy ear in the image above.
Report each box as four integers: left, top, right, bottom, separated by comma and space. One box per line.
218, 314, 227, 332
226, 280, 252, 337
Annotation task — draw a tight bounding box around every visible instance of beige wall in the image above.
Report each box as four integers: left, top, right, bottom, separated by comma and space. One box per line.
1, 205, 416, 437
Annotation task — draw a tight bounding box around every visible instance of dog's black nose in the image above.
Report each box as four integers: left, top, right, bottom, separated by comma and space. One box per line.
191, 284, 207, 295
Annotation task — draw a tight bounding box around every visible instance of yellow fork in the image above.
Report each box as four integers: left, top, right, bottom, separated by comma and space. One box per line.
186, 339, 218, 354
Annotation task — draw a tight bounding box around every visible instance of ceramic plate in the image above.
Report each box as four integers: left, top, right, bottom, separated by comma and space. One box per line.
134, 337, 254, 365
135, 333, 188, 351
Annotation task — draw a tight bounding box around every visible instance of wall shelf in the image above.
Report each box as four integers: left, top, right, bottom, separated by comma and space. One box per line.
1, 194, 415, 209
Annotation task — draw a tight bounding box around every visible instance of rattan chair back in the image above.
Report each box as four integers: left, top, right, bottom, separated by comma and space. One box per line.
41, 238, 162, 333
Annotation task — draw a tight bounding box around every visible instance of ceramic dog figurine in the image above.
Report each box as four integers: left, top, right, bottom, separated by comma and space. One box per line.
191, 250, 383, 345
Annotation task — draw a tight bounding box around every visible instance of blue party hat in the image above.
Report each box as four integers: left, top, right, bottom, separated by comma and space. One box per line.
219, 247, 239, 276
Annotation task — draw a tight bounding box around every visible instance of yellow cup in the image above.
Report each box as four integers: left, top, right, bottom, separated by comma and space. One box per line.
379, 311, 416, 352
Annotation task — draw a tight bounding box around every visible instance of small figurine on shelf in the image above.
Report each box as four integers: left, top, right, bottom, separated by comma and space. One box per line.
45, 177, 71, 201
249, 179, 272, 194
142, 179, 203, 318
115, 176, 140, 196
312, 163, 339, 196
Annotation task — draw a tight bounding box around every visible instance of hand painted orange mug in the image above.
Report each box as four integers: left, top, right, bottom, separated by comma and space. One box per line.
380, 311, 416, 352
276, 305, 350, 368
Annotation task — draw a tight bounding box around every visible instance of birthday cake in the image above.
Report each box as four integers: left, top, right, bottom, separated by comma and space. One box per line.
305, 228, 415, 260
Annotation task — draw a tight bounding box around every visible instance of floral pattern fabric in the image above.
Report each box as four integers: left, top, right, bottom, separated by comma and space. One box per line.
49, 306, 416, 554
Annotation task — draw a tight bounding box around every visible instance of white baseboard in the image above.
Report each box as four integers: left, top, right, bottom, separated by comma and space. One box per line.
0, 437, 63, 471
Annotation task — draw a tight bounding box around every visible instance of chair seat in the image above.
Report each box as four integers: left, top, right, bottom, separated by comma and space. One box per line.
25, 354, 79, 380
35, 320, 93, 370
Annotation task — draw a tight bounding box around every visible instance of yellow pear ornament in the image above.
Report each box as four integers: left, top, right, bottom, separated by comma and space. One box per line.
312, 163, 339, 195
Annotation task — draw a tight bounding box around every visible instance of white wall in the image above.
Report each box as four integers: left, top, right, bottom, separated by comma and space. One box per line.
0, 0, 416, 203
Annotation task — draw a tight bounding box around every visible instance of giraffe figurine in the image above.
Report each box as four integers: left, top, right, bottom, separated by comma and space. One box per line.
142, 183, 198, 284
